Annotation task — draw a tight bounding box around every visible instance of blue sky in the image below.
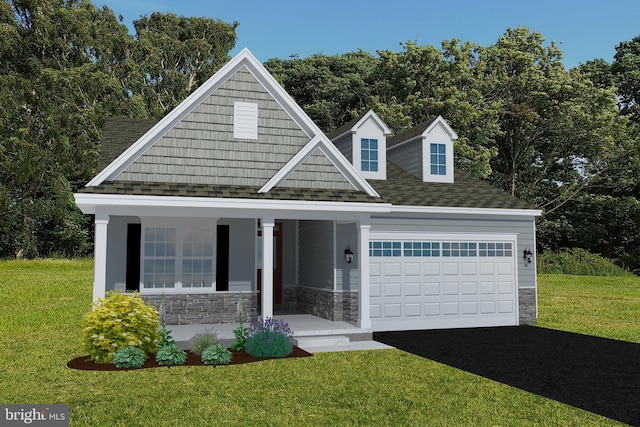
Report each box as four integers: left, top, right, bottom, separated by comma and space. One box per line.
97, 0, 640, 68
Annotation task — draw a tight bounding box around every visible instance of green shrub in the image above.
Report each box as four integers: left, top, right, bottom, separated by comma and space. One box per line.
245, 317, 293, 358
538, 248, 633, 276
155, 343, 187, 366
191, 330, 218, 356
114, 346, 147, 369
82, 291, 160, 364
201, 344, 233, 365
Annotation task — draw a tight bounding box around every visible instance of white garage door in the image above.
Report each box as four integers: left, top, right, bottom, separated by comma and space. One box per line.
369, 235, 518, 331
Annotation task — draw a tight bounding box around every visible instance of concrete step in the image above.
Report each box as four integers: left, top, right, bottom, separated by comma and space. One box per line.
294, 335, 350, 349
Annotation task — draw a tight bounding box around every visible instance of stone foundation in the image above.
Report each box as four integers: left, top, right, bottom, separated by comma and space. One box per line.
296, 287, 358, 324
143, 292, 258, 325
518, 288, 537, 325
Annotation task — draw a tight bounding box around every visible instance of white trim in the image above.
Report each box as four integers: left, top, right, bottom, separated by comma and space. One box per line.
75, 193, 390, 215
369, 231, 519, 242
388, 205, 542, 217
87, 48, 322, 187
257, 134, 380, 197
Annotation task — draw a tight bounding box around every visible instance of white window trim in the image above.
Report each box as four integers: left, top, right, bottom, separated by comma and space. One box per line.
140, 218, 219, 294
422, 137, 454, 183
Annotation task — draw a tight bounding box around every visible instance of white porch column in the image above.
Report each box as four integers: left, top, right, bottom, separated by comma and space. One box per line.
93, 211, 109, 302
261, 217, 275, 319
358, 220, 371, 329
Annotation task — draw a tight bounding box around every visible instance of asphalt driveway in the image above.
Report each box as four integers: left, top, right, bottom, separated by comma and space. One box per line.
374, 326, 640, 426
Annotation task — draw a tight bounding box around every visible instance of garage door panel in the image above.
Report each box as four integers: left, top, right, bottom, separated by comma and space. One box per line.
370, 236, 518, 332
443, 262, 459, 275
370, 283, 381, 297
443, 282, 459, 295
498, 281, 514, 294
498, 262, 513, 275
462, 282, 477, 295
462, 301, 478, 314
461, 262, 477, 275
384, 283, 402, 297
443, 302, 459, 315
424, 302, 440, 316
479, 263, 495, 275
480, 281, 496, 294
404, 282, 421, 296
423, 263, 440, 275
424, 282, 440, 295
404, 262, 421, 276
384, 303, 402, 317
405, 303, 421, 317
384, 262, 402, 276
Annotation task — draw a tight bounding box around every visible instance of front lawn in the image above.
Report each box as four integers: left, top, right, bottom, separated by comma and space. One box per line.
0, 260, 632, 426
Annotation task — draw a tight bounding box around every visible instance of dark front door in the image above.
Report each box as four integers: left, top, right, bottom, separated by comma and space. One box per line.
125, 223, 141, 292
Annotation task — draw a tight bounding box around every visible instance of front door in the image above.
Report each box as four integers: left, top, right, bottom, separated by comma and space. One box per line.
257, 221, 283, 305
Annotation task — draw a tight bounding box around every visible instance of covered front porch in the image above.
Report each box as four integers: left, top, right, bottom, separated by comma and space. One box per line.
77, 193, 390, 331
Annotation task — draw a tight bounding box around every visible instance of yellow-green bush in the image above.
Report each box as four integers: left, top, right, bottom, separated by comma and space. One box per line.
82, 292, 160, 363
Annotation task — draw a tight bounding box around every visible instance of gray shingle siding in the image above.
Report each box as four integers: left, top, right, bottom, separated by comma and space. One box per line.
117, 67, 311, 187
387, 138, 423, 179
281, 149, 354, 190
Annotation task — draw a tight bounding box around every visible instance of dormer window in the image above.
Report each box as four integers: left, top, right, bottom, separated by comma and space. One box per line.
361, 138, 379, 172
430, 143, 446, 176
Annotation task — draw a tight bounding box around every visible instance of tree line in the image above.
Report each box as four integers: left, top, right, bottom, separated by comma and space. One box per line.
1, 0, 639, 272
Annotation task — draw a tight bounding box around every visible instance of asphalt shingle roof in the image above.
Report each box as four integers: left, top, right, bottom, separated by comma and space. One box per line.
369, 162, 537, 210
97, 117, 157, 172
78, 181, 381, 203
89, 117, 537, 211
386, 117, 436, 148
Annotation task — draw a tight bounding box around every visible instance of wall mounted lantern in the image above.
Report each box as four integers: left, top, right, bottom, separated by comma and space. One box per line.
523, 247, 533, 264
344, 245, 354, 264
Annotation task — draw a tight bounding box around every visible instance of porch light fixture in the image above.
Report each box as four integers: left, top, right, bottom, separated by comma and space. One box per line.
523, 247, 533, 264
344, 245, 354, 264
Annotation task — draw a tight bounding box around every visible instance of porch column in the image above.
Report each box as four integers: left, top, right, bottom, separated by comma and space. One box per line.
261, 217, 275, 319
358, 220, 371, 329
93, 211, 109, 302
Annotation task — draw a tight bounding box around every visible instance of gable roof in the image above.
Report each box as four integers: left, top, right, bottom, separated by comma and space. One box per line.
326, 110, 391, 141
88, 48, 325, 187
86, 48, 379, 197
371, 162, 537, 210
387, 116, 458, 148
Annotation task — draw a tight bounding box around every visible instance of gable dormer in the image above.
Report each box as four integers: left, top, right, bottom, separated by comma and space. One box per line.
328, 110, 391, 180
387, 116, 458, 183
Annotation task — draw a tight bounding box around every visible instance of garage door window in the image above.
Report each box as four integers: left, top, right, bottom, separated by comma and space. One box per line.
370, 241, 513, 258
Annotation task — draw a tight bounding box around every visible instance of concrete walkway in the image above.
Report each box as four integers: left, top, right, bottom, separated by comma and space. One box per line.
169, 314, 393, 353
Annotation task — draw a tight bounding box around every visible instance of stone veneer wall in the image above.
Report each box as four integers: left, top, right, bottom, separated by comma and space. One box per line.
296, 287, 358, 324
143, 292, 258, 325
518, 288, 537, 325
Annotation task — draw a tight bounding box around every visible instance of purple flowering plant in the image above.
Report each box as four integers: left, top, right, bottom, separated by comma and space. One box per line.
245, 317, 293, 358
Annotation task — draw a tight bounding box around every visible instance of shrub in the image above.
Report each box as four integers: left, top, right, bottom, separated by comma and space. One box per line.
113, 346, 147, 369
155, 343, 187, 366
201, 344, 233, 365
82, 291, 160, 364
190, 330, 218, 356
245, 317, 293, 358
538, 248, 633, 276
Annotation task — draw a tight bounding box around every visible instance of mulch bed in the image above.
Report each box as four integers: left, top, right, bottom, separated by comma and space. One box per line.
374, 326, 640, 426
67, 346, 312, 371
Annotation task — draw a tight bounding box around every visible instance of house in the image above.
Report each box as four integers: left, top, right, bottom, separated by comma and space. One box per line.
74, 48, 542, 332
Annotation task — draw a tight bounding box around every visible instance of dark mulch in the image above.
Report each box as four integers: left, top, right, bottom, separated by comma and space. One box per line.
374, 326, 640, 426
67, 346, 312, 371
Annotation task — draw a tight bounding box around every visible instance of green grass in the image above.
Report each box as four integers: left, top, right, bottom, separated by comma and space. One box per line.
0, 260, 633, 426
